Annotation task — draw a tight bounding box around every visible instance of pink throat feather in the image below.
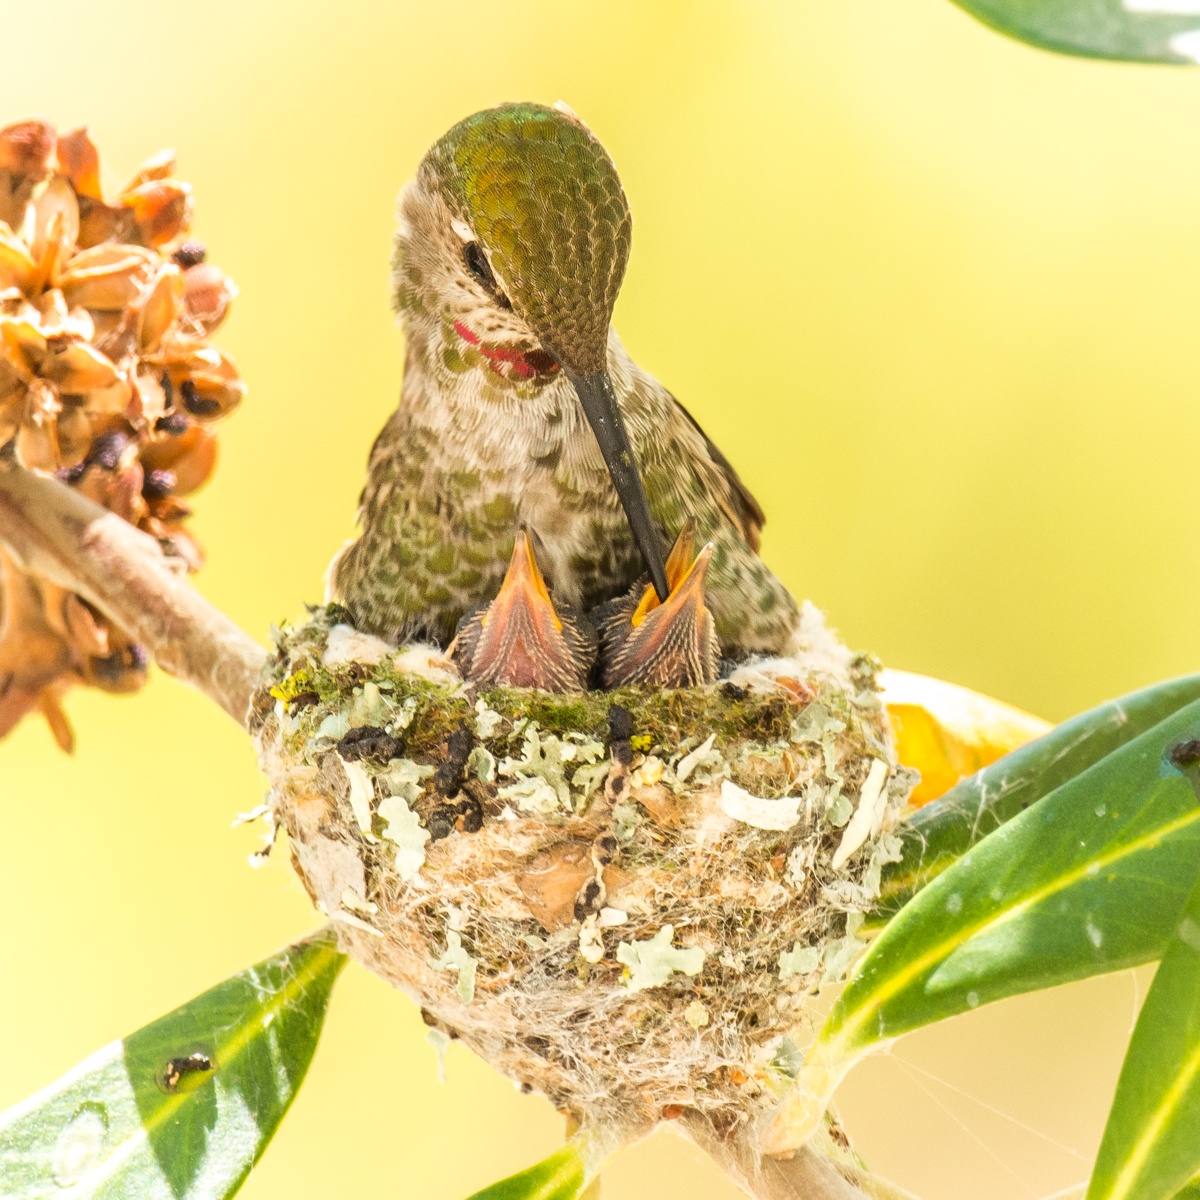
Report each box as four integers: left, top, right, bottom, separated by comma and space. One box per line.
454, 319, 560, 380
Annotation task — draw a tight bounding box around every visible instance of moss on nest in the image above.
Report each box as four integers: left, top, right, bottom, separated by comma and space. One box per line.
252, 603, 916, 1140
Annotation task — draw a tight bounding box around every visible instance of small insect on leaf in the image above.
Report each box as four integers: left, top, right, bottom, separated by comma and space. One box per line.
0, 928, 346, 1200
1170, 738, 1200, 768
157, 1049, 216, 1095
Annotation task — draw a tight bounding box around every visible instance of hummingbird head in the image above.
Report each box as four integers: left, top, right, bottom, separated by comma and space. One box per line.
397, 102, 670, 602
418, 100, 629, 377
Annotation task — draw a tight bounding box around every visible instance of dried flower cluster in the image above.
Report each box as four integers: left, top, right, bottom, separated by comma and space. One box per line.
253, 605, 917, 1151
0, 119, 242, 748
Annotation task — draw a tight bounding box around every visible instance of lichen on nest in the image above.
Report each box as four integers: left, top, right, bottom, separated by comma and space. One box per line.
251, 602, 917, 1138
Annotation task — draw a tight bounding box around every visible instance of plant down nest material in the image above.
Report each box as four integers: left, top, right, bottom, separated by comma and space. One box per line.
253, 602, 917, 1145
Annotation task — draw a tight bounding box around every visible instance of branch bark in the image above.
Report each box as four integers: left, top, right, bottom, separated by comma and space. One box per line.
0, 456, 267, 729
678, 1111, 921, 1200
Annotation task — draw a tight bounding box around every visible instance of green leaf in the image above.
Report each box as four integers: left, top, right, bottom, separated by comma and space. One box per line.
0, 929, 346, 1200
873, 673, 1200, 925
948, 0, 1200, 64
464, 1142, 587, 1200
835, 696, 1200, 1049
771, 696, 1200, 1151
1088, 867, 1200, 1200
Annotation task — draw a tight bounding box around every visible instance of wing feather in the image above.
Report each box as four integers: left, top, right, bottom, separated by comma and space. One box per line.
671, 395, 766, 552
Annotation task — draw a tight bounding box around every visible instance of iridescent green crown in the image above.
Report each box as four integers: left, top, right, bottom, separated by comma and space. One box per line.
420, 102, 632, 376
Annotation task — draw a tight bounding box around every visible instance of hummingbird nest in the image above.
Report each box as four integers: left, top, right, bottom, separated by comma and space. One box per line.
252, 603, 916, 1140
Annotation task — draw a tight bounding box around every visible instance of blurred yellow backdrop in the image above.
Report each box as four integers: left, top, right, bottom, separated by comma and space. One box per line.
1, 1, 1196, 1196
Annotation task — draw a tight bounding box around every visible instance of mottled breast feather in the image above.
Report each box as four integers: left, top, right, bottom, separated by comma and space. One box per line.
419, 102, 632, 377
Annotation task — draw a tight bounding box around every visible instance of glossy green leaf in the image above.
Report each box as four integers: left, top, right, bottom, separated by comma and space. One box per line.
949, 0, 1200, 64
0, 929, 346, 1200
1089, 867, 1200, 1200
464, 1141, 587, 1200
873, 673, 1200, 925
815, 695, 1200, 1082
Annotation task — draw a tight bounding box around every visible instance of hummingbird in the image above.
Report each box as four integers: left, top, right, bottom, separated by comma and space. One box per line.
328, 101, 799, 678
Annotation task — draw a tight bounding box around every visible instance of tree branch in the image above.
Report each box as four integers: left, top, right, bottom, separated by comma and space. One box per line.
0, 456, 267, 729
678, 1111, 921, 1200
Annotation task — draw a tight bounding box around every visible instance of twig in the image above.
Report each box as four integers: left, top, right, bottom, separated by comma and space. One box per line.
0, 455, 267, 729
678, 1111, 921, 1200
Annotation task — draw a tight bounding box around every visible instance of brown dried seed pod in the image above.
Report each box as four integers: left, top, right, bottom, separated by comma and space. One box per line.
0, 551, 76, 748
54, 402, 92, 466
0, 117, 242, 748
0, 120, 55, 178
40, 342, 120, 392
122, 148, 177, 194
148, 337, 244, 421
74, 460, 129, 513
60, 243, 156, 310
136, 264, 184, 353
30, 177, 80, 276
0, 120, 56, 233
35, 689, 75, 753
130, 370, 166, 425
155, 522, 204, 571
55, 588, 110, 658
175, 378, 230, 420
55, 127, 103, 201
0, 403, 18, 445
122, 180, 193, 248
0, 229, 37, 294
79, 624, 148, 694
1, 310, 45, 359
33, 288, 81, 339
144, 483, 185, 512
79, 374, 134, 419
182, 262, 236, 334
0, 333, 24, 379
15, 406, 59, 471
141, 424, 218, 495
75, 197, 135, 250
106, 461, 149, 524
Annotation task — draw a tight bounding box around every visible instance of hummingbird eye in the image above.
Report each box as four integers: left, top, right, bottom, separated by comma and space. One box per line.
462, 241, 512, 310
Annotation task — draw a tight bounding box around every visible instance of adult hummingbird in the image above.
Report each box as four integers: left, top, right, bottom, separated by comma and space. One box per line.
329, 101, 799, 677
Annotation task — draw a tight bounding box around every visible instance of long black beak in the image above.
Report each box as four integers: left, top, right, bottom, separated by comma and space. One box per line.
563, 368, 669, 602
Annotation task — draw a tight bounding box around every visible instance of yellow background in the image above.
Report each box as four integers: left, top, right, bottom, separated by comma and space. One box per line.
1, 1, 1196, 1196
